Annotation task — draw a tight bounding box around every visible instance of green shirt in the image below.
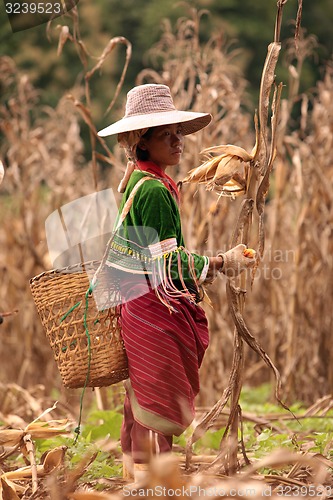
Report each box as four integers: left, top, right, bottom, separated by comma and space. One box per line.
106, 169, 209, 287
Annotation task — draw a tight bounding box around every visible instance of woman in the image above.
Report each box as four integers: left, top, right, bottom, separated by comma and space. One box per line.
98, 84, 254, 480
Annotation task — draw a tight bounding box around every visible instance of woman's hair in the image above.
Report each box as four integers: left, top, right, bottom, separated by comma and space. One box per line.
117, 127, 155, 192
136, 128, 154, 161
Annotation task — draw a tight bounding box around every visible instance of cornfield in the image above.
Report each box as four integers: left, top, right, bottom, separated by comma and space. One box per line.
0, 1, 333, 497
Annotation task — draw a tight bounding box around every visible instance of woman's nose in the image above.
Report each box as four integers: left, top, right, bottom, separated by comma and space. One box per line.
172, 133, 182, 144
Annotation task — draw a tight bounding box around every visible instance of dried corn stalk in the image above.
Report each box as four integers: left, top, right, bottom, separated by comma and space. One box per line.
0, 3, 131, 392
0, 403, 70, 497
183, 0, 295, 473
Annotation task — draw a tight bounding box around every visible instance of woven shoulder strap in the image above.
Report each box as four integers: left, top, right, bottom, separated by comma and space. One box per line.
113, 175, 152, 232
90, 176, 154, 288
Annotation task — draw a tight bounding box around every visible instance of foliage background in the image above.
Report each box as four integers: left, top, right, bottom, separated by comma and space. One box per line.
1, 0, 333, 120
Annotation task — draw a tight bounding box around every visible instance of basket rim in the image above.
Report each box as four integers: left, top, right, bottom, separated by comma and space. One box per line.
30, 259, 102, 285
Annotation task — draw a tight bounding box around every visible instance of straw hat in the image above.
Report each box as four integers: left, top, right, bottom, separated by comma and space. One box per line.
97, 84, 212, 137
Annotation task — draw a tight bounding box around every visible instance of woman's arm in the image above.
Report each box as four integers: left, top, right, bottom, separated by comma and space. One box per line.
137, 182, 209, 284
137, 182, 255, 286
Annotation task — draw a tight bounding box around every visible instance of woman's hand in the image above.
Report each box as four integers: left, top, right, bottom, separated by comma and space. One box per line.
204, 244, 256, 283
218, 244, 256, 278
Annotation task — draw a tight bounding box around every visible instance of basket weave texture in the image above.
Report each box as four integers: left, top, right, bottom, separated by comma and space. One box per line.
30, 261, 128, 388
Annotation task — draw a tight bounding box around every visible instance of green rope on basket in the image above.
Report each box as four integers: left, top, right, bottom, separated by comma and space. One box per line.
60, 302, 81, 353
60, 301, 82, 322
74, 280, 98, 444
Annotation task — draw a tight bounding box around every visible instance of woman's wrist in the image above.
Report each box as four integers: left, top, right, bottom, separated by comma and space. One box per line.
209, 255, 224, 273
216, 254, 224, 272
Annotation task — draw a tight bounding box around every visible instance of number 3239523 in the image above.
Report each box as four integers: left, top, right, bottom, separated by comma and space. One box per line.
276, 485, 333, 496
6, 2, 62, 14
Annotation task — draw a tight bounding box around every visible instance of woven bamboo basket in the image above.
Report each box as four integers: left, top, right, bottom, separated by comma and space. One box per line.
30, 261, 129, 389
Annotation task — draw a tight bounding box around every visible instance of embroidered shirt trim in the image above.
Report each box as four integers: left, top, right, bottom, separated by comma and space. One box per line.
149, 237, 178, 258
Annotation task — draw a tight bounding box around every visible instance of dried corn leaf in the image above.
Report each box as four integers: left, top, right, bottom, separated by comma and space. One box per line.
0, 418, 69, 449
85, 36, 130, 80
67, 97, 97, 133
0, 477, 20, 500
226, 281, 291, 414
41, 446, 67, 473
182, 155, 220, 183
256, 41, 281, 170
25, 419, 70, 439
0, 429, 23, 447
1, 455, 65, 482
0, 447, 66, 493
57, 26, 71, 57
87, 36, 132, 117
28, 401, 58, 426
212, 155, 243, 186
26, 419, 69, 429
201, 144, 253, 162
1, 465, 44, 480
0, 160, 4, 185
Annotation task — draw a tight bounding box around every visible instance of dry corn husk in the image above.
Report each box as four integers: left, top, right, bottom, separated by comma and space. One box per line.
182, 129, 259, 197
0, 160, 4, 185
0, 477, 21, 500
0, 419, 70, 448
0, 447, 67, 499
1, 446, 67, 481
0, 402, 71, 448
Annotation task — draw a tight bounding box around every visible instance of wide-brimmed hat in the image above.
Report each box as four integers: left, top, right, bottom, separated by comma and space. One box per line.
97, 84, 212, 137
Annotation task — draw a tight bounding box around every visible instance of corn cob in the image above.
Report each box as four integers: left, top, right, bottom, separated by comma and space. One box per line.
243, 248, 256, 258
182, 145, 255, 196
182, 116, 259, 197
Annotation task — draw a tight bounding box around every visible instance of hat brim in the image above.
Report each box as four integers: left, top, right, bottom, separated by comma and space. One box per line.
97, 110, 212, 137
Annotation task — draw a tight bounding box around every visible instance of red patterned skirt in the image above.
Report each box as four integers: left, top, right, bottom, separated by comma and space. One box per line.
120, 276, 209, 436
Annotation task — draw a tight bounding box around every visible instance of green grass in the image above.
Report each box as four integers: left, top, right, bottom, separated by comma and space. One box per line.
23, 384, 333, 483
33, 409, 124, 482
174, 384, 333, 460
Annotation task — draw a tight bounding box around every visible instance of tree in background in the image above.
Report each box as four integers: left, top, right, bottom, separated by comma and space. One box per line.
1, 0, 332, 118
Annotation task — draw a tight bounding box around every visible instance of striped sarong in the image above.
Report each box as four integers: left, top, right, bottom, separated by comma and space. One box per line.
120, 276, 209, 436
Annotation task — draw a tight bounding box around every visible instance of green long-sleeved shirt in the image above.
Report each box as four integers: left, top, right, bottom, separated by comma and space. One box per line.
106, 169, 209, 286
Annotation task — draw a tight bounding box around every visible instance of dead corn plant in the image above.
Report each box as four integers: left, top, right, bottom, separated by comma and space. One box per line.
0, 403, 70, 498
179, 1, 295, 474
245, 26, 333, 404
0, 1, 131, 403
1, 0, 332, 443
136, 7, 255, 405
0, 55, 90, 391
132, 0, 332, 415
276, 62, 333, 403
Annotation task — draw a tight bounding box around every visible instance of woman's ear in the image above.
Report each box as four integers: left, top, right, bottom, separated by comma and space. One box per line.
138, 139, 147, 151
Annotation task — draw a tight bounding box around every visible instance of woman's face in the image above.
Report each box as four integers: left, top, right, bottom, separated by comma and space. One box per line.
139, 123, 184, 170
